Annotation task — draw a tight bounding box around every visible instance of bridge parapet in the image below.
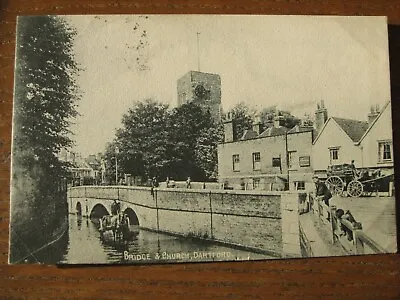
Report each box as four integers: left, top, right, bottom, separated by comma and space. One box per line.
300, 194, 391, 256
68, 185, 306, 258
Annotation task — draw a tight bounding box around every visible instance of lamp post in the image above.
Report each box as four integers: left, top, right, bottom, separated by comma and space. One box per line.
115, 146, 119, 185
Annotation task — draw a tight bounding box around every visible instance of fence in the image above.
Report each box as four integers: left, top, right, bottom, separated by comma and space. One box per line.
309, 194, 386, 255
329, 205, 387, 255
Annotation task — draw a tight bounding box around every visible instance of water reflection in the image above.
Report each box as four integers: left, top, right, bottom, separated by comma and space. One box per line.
33, 214, 275, 264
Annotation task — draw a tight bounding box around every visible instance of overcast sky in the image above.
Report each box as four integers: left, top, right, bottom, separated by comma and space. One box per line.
66, 15, 391, 157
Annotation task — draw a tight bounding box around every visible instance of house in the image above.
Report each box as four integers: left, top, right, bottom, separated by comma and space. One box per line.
312, 100, 393, 177
312, 118, 369, 176
58, 149, 99, 185
357, 101, 394, 174
218, 114, 314, 191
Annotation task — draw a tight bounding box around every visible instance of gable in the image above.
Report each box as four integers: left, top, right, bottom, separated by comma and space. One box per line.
357, 100, 391, 145
313, 118, 356, 147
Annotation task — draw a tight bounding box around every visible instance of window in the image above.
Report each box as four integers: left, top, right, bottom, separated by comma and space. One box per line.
253, 178, 261, 189
295, 181, 305, 190
232, 154, 240, 171
329, 147, 339, 164
252, 152, 261, 170
378, 140, 393, 162
272, 157, 281, 168
288, 151, 297, 169
299, 156, 311, 167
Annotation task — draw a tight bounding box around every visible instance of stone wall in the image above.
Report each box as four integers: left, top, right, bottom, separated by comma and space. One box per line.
68, 186, 302, 258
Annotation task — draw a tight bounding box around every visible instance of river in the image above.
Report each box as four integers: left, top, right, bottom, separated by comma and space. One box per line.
33, 213, 274, 264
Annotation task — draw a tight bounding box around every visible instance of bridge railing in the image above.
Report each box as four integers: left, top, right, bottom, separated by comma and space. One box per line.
308, 194, 387, 255
329, 205, 387, 255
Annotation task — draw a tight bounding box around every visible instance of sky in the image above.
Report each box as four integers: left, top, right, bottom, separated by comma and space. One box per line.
66, 15, 391, 157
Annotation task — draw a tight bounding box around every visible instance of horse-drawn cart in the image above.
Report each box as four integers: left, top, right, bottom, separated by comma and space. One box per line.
325, 164, 394, 197
99, 213, 135, 245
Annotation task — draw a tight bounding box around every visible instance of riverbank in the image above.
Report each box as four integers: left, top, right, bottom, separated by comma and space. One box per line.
12, 216, 69, 264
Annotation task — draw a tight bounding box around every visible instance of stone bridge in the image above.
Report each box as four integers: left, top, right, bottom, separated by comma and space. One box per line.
68, 186, 304, 258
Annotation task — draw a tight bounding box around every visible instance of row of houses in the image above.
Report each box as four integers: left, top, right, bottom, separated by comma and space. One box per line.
58, 150, 103, 185
217, 100, 394, 191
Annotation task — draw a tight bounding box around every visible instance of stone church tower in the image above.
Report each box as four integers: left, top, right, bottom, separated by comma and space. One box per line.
177, 71, 222, 123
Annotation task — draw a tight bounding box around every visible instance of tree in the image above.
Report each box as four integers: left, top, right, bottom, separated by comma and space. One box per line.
193, 123, 224, 180
259, 107, 301, 129
168, 102, 217, 181
225, 102, 256, 140
114, 99, 170, 182
10, 16, 80, 263
110, 100, 221, 183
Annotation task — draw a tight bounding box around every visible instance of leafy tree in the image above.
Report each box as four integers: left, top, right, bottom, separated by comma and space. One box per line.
167, 102, 217, 181
114, 99, 170, 182
194, 123, 224, 180
110, 100, 220, 183
10, 16, 80, 263
259, 107, 301, 129
225, 102, 256, 140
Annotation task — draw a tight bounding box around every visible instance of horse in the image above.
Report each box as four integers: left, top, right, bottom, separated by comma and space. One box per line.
99, 213, 131, 245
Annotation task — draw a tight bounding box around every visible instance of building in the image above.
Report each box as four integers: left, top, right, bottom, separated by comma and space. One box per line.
58, 149, 99, 185
357, 101, 394, 174
312, 100, 393, 177
312, 118, 368, 176
177, 70, 222, 123
218, 114, 314, 191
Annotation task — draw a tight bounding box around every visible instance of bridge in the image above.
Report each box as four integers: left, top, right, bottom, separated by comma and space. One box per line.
68, 186, 396, 259
68, 186, 303, 258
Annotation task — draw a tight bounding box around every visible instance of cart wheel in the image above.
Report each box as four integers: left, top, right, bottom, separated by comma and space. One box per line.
347, 180, 363, 197
325, 176, 345, 195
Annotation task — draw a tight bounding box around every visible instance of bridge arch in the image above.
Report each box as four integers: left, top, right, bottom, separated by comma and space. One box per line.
90, 203, 110, 219
123, 207, 140, 226
76, 202, 82, 216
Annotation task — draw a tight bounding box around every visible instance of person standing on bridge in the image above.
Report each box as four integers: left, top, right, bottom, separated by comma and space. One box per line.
312, 175, 332, 221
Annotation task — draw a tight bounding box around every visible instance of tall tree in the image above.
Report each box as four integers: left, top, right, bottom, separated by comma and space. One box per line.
193, 123, 224, 180
10, 16, 80, 263
168, 102, 216, 181
114, 99, 170, 182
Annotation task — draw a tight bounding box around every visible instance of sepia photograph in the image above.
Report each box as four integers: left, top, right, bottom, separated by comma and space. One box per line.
9, 15, 397, 264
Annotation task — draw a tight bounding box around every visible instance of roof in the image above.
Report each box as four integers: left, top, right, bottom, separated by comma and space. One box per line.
71, 160, 92, 170
331, 117, 369, 142
240, 129, 258, 141
356, 100, 391, 145
287, 125, 314, 134
258, 126, 288, 138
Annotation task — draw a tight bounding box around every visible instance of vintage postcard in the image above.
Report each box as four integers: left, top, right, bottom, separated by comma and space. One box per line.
9, 15, 397, 264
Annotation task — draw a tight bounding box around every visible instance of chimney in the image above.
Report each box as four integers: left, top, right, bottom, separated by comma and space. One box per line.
274, 115, 284, 128
314, 100, 328, 133
252, 114, 263, 135
368, 104, 380, 124
223, 112, 234, 142
301, 113, 313, 128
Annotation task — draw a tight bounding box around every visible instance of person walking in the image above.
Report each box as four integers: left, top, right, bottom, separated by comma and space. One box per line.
186, 176, 192, 189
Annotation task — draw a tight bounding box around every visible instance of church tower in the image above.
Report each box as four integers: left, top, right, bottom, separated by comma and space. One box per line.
177, 71, 222, 123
